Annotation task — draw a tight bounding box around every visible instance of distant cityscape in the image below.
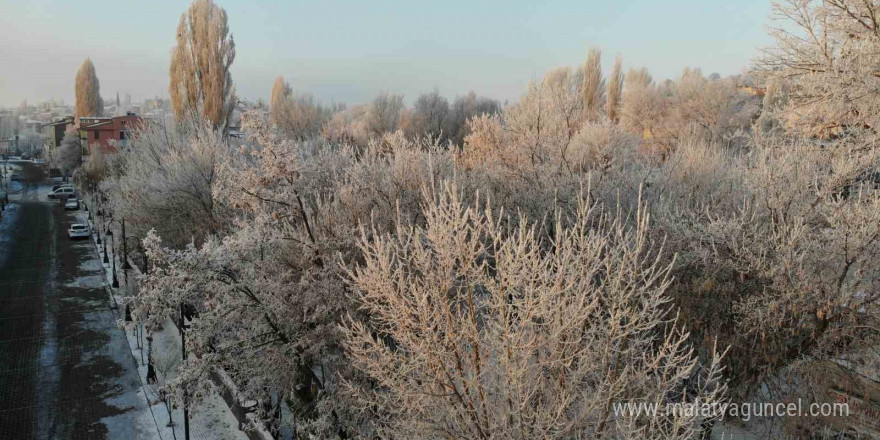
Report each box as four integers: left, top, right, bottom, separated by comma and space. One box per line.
0, 96, 252, 159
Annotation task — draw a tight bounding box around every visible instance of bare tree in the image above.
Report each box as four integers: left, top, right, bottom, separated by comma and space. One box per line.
365, 92, 404, 138
582, 47, 605, 121
75, 58, 103, 120
170, 0, 236, 130
404, 89, 450, 142
448, 92, 500, 147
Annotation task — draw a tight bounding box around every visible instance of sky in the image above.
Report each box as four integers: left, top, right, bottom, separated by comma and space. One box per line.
0, 0, 774, 108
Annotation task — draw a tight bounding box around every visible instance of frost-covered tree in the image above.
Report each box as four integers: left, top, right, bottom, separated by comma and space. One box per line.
103, 117, 229, 248
757, 0, 880, 135
16, 130, 43, 157
344, 183, 727, 439
620, 68, 758, 153
58, 127, 82, 177
447, 91, 500, 147
463, 66, 592, 172
322, 103, 369, 146
82, 142, 107, 186
620, 67, 661, 139
75, 58, 103, 119
135, 111, 461, 437
270, 76, 324, 141
170, 0, 236, 130
112, 32, 880, 438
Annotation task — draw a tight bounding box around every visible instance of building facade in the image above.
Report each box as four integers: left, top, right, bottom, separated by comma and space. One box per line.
78, 113, 143, 155
42, 117, 74, 153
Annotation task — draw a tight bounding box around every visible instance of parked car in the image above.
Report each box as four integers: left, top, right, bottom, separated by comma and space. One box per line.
68, 223, 90, 239
52, 184, 74, 192
9, 156, 21, 161
64, 199, 80, 210
48, 187, 76, 200
10, 173, 20, 181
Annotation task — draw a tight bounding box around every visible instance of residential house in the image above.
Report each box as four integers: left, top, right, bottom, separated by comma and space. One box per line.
78, 113, 143, 155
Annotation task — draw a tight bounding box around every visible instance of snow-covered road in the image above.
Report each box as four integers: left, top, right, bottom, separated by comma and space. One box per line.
0, 162, 163, 439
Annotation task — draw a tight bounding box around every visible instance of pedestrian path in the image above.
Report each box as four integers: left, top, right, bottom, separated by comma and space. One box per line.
86, 208, 249, 440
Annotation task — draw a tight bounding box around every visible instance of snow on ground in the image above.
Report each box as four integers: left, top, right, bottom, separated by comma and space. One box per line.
83, 206, 249, 440
119, 317, 249, 440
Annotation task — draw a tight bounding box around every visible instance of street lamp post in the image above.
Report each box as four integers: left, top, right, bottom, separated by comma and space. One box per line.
104, 218, 120, 289
122, 217, 131, 270
95, 192, 102, 246
110, 232, 119, 288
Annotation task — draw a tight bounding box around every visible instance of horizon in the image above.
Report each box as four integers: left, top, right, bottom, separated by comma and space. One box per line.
0, 0, 772, 108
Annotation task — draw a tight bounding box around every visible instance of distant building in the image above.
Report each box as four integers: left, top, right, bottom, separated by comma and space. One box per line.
42, 117, 74, 153
22, 118, 42, 132
78, 113, 143, 155
2, 136, 18, 156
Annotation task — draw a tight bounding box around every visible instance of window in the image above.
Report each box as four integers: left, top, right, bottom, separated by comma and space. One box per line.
94, 131, 99, 140
120, 131, 127, 140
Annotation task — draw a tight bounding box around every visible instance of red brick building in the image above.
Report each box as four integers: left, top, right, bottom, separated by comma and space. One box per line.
78, 113, 143, 154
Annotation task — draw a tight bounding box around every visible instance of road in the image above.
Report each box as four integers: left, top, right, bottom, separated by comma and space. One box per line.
0, 162, 161, 439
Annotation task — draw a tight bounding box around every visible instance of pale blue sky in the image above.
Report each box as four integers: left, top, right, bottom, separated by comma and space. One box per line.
0, 0, 773, 107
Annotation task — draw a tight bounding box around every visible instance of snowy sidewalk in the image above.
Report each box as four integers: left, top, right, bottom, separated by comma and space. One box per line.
84, 208, 250, 440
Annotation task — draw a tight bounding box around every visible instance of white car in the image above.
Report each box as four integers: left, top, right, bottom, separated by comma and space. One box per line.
64, 199, 80, 210
48, 187, 76, 200
68, 223, 90, 239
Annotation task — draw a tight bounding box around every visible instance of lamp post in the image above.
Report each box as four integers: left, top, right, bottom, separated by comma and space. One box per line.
111, 232, 119, 288
122, 217, 131, 270
105, 218, 119, 288
95, 192, 102, 245
180, 303, 191, 440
